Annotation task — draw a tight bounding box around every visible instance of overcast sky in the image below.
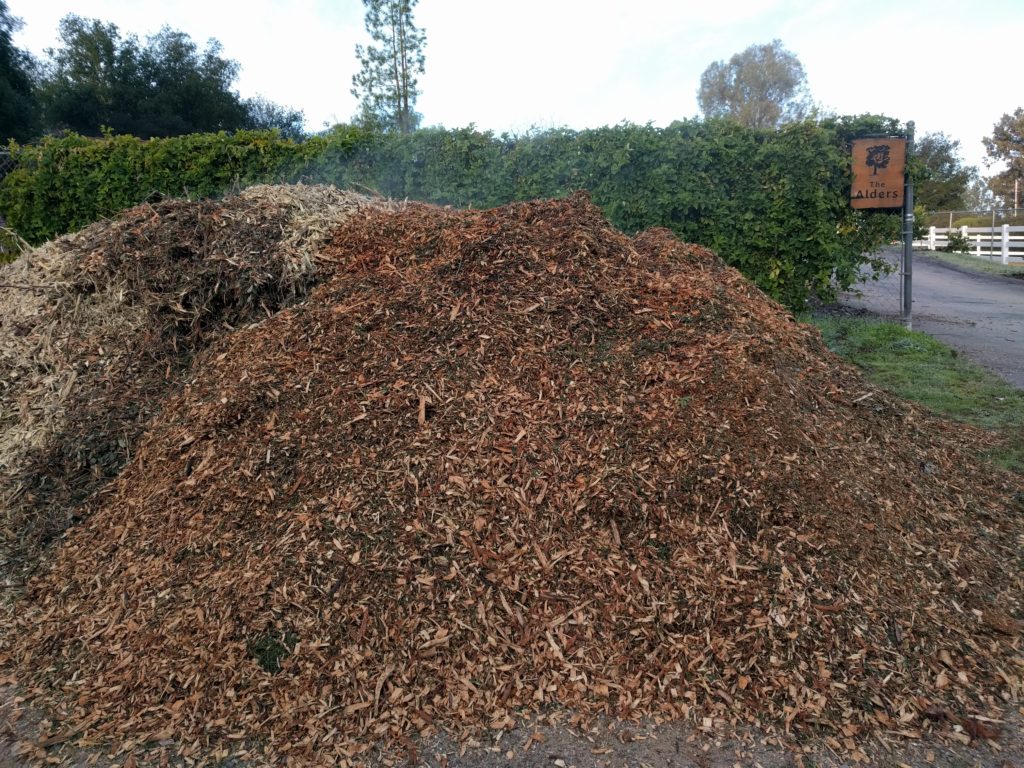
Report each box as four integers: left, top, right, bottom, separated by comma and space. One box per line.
9, 0, 1022, 173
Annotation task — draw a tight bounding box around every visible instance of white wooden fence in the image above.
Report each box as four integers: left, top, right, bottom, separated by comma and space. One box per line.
914, 225, 1024, 265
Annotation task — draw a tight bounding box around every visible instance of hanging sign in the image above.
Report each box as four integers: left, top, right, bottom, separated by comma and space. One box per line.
850, 137, 906, 209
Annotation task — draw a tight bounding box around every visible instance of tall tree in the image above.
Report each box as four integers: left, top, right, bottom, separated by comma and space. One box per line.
128, 27, 249, 136
914, 132, 976, 211
983, 108, 1024, 208
697, 39, 811, 129
351, 0, 425, 133
963, 176, 994, 212
0, 0, 40, 143
38, 15, 302, 139
38, 16, 124, 135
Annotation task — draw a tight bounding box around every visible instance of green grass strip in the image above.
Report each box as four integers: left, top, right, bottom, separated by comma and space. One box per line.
915, 249, 1024, 279
810, 316, 1024, 473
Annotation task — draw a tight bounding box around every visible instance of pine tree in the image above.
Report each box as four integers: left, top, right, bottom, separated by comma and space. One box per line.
351, 0, 425, 133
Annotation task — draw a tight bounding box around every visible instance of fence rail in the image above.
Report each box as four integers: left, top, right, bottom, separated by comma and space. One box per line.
914, 225, 1024, 264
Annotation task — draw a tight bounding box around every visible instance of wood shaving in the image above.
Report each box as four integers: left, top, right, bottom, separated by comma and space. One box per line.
2, 191, 1022, 766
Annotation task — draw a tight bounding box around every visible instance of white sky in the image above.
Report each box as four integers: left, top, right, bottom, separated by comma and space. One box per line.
9, 0, 1023, 173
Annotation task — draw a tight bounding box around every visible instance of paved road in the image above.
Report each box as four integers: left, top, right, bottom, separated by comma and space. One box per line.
837, 247, 1024, 389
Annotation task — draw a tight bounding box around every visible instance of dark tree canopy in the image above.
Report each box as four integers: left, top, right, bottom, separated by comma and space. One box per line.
128, 27, 249, 137
865, 145, 891, 175
243, 96, 305, 140
351, 0, 425, 133
697, 39, 811, 130
38, 15, 303, 139
0, 0, 40, 143
983, 108, 1024, 208
38, 16, 131, 136
914, 132, 976, 211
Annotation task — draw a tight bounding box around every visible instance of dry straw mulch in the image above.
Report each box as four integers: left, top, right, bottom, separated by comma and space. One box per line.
0, 185, 386, 566
3, 192, 1023, 766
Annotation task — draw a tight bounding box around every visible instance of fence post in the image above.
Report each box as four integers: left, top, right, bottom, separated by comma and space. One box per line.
928, 226, 936, 251
1002, 223, 1010, 265
975, 234, 981, 258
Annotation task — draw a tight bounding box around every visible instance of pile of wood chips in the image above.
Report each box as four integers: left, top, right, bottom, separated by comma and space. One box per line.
3, 191, 1023, 766
0, 185, 385, 565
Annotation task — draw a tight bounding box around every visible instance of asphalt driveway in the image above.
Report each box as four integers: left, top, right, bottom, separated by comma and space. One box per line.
837, 247, 1024, 389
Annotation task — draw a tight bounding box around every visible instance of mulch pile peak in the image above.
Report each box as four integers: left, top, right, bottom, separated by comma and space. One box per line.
2, 190, 1023, 766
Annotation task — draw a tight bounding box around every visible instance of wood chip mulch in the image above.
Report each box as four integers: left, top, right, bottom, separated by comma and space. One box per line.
3, 191, 1022, 766
0, 185, 383, 568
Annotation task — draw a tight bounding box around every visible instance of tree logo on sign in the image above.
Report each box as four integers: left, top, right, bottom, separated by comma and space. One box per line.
865, 145, 891, 175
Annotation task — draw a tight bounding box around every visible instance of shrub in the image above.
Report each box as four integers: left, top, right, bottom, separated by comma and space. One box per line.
945, 230, 971, 253
0, 120, 905, 310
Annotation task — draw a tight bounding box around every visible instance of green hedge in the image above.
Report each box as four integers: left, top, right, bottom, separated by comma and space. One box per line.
0, 118, 903, 309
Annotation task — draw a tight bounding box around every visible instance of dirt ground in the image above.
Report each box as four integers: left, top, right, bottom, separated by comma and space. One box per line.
2, 680, 1022, 768
422, 716, 1024, 768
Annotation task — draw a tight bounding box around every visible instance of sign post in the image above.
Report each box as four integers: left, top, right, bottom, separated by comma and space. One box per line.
849, 126, 913, 328
901, 122, 915, 329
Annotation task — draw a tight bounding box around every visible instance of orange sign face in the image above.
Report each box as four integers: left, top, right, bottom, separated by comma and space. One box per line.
850, 137, 906, 209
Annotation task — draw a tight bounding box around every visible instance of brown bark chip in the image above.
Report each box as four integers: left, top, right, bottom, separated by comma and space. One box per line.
2, 190, 1022, 765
